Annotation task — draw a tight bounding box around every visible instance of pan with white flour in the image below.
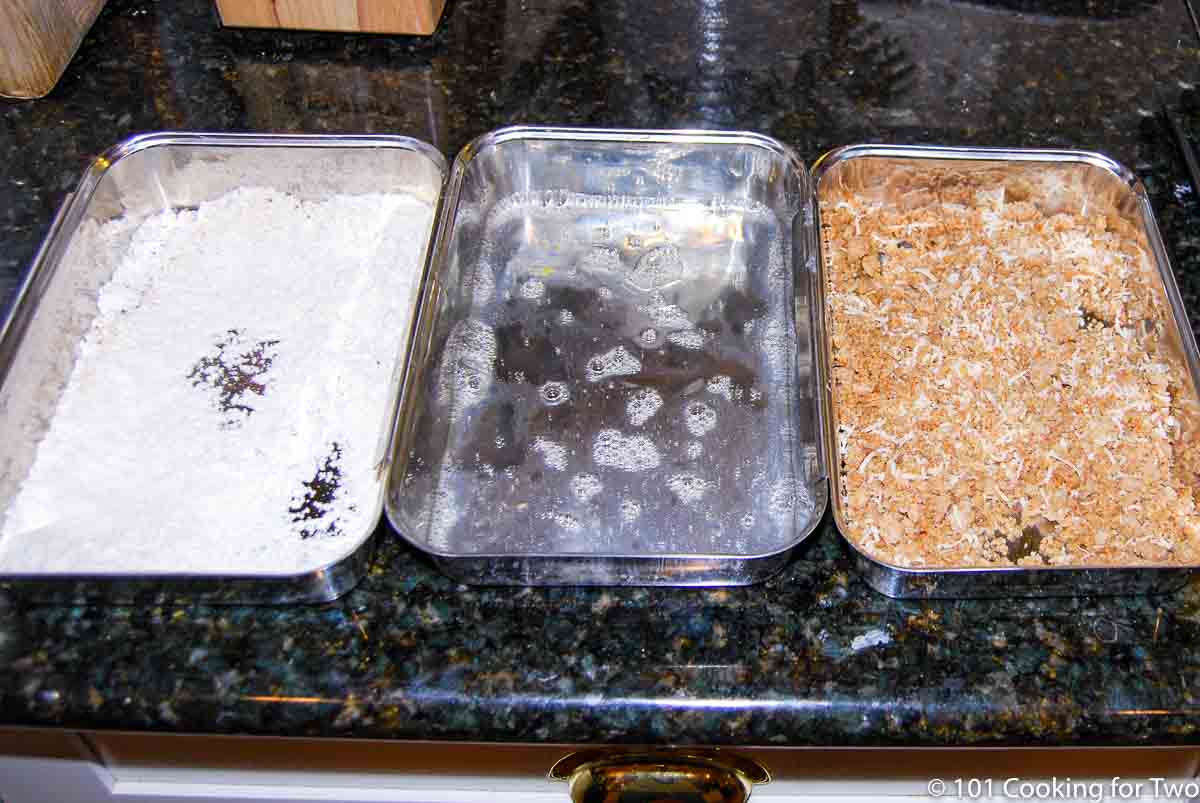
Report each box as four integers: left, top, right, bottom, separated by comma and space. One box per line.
0, 134, 444, 602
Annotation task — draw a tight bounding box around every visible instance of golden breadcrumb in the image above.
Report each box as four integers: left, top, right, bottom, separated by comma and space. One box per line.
819, 163, 1200, 569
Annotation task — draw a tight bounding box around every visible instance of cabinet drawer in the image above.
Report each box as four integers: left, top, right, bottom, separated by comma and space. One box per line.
4, 730, 1200, 802
89, 732, 1200, 802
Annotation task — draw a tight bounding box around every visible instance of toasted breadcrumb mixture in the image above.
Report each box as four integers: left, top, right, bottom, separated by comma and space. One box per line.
820, 166, 1200, 568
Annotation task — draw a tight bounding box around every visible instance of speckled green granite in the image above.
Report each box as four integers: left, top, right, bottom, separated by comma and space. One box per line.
8, 533, 1200, 745
3, 0, 1200, 746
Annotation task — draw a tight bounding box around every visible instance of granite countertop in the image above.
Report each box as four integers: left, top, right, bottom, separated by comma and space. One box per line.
3, 0, 1200, 747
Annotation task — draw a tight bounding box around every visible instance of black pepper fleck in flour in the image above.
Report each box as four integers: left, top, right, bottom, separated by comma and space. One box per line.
289, 443, 351, 539
188, 329, 280, 426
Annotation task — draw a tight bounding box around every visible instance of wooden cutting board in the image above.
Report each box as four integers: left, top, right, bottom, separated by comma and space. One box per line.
0, 0, 106, 100
216, 0, 447, 35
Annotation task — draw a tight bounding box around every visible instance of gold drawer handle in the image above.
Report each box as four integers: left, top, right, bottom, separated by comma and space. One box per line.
550, 749, 770, 803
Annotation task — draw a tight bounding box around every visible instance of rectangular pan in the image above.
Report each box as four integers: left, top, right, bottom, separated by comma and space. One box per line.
812, 144, 1200, 598
385, 126, 828, 585
0, 132, 446, 604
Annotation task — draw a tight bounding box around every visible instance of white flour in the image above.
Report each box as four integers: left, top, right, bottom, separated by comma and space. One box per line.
0, 187, 433, 575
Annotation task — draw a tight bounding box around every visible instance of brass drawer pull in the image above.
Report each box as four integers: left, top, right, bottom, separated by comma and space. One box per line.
550, 749, 770, 803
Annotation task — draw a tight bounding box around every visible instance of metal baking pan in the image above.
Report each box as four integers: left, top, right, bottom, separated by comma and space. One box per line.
0, 132, 446, 604
385, 126, 828, 586
812, 144, 1200, 598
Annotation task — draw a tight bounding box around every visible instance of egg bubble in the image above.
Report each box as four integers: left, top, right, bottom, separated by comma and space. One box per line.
684, 401, 717, 437
593, 429, 660, 472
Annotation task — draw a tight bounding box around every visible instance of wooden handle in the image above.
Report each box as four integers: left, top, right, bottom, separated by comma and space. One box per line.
0, 0, 106, 100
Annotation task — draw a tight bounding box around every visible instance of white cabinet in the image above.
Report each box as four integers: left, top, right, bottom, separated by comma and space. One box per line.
3, 729, 1200, 803
0, 730, 111, 803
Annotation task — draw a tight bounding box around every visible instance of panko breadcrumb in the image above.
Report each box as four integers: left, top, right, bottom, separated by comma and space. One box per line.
819, 164, 1200, 569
